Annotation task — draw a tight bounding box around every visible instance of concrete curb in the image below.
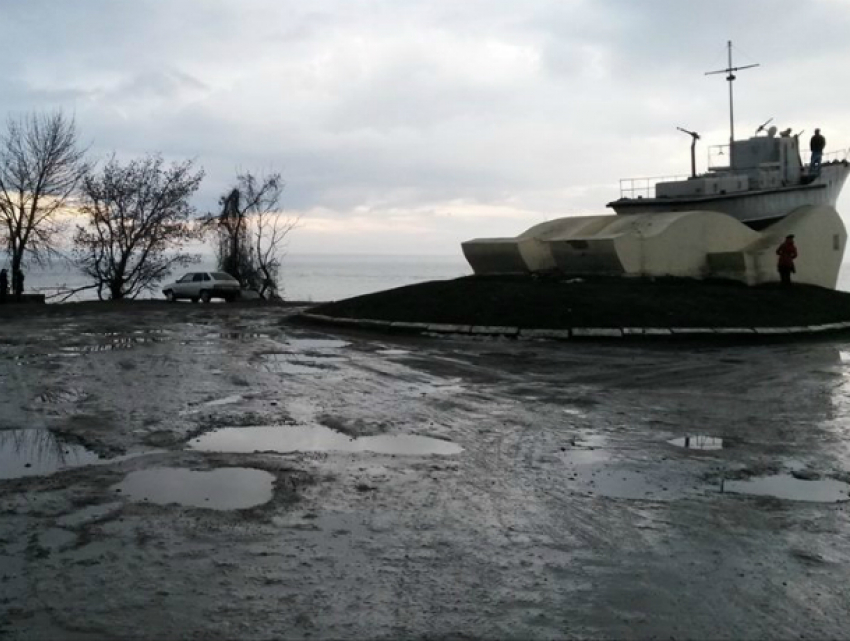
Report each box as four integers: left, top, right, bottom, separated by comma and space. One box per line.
297, 313, 850, 340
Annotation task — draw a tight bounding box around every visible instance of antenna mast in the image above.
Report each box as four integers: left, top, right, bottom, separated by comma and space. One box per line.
705, 41, 759, 165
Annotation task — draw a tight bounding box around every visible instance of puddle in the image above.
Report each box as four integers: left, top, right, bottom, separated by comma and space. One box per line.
558, 448, 609, 466
562, 407, 587, 417
189, 425, 463, 456
669, 435, 724, 450
407, 378, 466, 396
179, 395, 245, 416
376, 349, 411, 356
211, 332, 270, 340
558, 436, 689, 500
113, 467, 274, 510
284, 338, 350, 351
723, 474, 850, 502
203, 394, 243, 407
80, 330, 167, 337
585, 471, 673, 499
0, 429, 100, 479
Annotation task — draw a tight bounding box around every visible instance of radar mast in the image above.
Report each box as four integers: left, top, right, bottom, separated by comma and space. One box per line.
705, 41, 760, 165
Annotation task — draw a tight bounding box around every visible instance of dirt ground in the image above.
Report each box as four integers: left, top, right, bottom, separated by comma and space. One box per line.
312, 274, 850, 329
2, 302, 850, 640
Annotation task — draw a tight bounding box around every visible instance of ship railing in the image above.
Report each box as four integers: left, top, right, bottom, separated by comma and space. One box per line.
801, 148, 850, 166
709, 145, 849, 170
708, 144, 730, 170
619, 175, 688, 199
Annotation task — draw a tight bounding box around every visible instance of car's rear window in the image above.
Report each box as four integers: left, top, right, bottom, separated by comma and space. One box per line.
212, 272, 237, 281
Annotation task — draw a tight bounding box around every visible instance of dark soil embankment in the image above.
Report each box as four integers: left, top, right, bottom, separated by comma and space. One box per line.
308, 275, 850, 329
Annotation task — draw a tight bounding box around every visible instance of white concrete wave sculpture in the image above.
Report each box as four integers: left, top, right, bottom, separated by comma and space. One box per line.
461, 205, 846, 289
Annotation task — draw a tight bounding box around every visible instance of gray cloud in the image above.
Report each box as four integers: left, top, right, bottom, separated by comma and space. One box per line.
2, 0, 850, 254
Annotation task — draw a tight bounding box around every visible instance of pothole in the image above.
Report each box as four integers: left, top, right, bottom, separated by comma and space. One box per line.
112, 467, 275, 510
283, 338, 350, 351
179, 395, 246, 416
669, 435, 724, 450
0, 429, 101, 479
188, 425, 463, 456
723, 474, 850, 502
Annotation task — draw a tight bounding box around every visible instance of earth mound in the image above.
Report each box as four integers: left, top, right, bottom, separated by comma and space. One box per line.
306, 274, 850, 330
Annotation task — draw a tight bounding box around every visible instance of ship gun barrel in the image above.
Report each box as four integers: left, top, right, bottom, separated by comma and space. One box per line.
677, 127, 701, 178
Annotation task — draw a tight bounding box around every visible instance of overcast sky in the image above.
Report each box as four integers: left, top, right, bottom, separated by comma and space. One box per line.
3, 0, 850, 256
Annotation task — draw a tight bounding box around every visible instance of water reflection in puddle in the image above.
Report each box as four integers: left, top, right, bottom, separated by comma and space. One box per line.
724, 474, 850, 502
669, 435, 724, 450
114, 467, 274, 510
189, 425, 463, 456
284, 338, 350, 351
558, 436, 686, 500
558, 449, 609, 466
204, 394, 243, 407
0, 429, 100, 479
179, 395, 245, 416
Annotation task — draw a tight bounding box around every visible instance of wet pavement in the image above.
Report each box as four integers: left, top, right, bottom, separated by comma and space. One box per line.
1, 303, 850, 639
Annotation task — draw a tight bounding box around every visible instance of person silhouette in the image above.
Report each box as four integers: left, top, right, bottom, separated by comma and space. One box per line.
810, 128, 826, 173
776, 235, 798, 287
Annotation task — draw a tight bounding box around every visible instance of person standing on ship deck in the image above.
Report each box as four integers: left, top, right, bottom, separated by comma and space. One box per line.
776, 234, 798, 287
810, 128, 826, 173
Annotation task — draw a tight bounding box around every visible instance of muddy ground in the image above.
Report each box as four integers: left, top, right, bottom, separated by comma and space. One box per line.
2, 302, 850, 640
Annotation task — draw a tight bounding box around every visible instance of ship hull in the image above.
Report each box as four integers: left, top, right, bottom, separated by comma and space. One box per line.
608, 162, 850, 226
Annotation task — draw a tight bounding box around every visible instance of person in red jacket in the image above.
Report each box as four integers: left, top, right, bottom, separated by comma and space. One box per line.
776, 234, 798, 286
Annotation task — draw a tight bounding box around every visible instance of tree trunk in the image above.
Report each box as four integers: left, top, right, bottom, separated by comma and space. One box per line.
10, 243, 22, 280
110, 278, 124, 300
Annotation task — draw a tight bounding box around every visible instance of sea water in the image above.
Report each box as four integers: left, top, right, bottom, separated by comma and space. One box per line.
22, 254, 471, 303
16, 255, 850, 304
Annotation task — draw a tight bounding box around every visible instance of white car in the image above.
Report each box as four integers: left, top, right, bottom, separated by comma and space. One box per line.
162, 271, 241, 303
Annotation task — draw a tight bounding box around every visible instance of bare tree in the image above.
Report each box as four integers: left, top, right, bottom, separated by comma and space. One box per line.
0, 111, 88, 276
204, 172, 298, 299
73, 154, 204, 300
253, 202, 299, 299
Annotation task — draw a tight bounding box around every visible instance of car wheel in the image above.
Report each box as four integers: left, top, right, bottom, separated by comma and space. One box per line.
200, 290, 211, 303
165, 290, 176, 302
